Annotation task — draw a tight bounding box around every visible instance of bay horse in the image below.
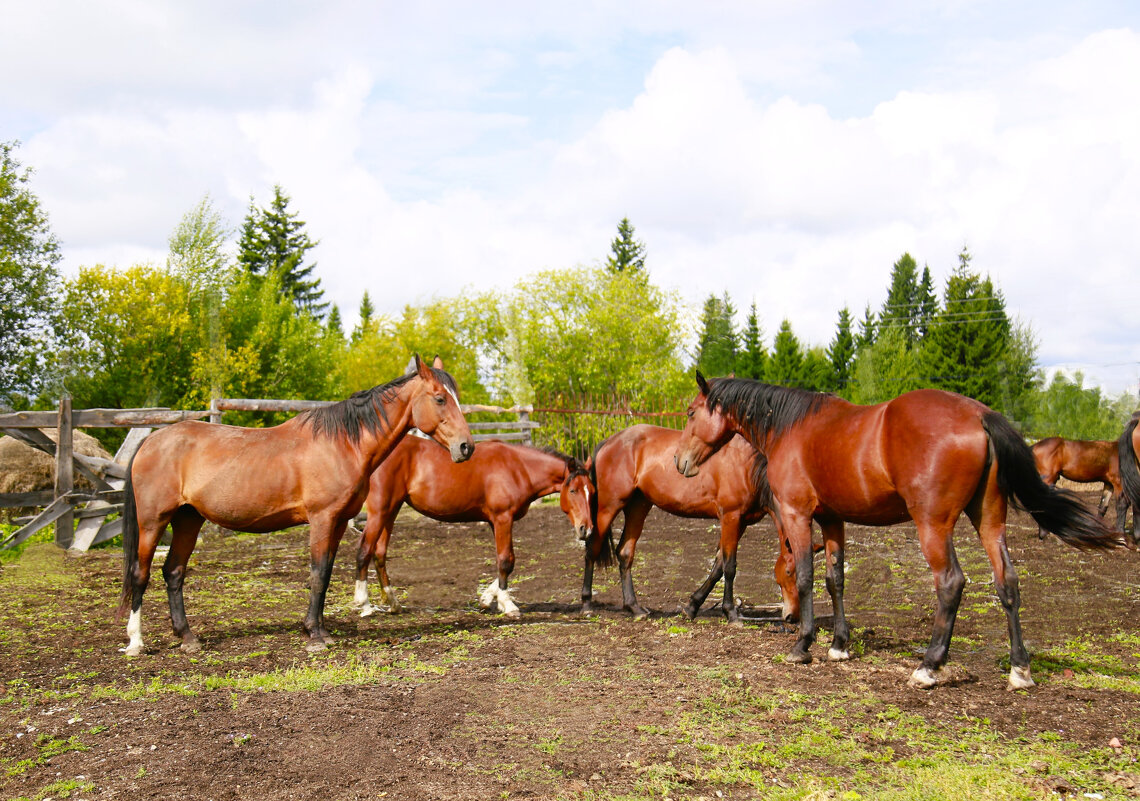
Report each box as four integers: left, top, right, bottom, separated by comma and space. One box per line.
1118, 412, 1140, 546
117, 355, 474, 655
351, 437, 594, 620
582, 424, 800, 623
1032, 436, 1130, 541
674, 374, 1121, 689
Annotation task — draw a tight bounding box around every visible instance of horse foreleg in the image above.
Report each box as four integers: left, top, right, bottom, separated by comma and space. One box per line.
479, 516, 519, 619
820, 520, 850, 661
123, 518, 166, 657
581, 503, 619, 614
163, 508, 204, 652
304, 516, 348, 651
682, 551, 723, 621
353, 502, 401, 616
908, 518, 967, 689
616, 497, 652, 620
717, 514, 745, 625
784, 512, 817, 664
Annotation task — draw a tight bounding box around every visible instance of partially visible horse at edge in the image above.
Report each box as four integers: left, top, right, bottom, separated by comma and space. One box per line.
118, 355, 474, 655
1032, 436, 1131, 543
350, 436, 595, 619
674, 373, 1121, 689
582, 424, 800, 622
1117, 412, 1140, 546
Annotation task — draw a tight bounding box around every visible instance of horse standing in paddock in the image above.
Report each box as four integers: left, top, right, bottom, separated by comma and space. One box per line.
674, 374, 1121, 689
351, 437, 595, 619
118, 356, 474, 655
582, 424, 799, 622
1032, 436, 1130, 542
1118, 412, 1140, 546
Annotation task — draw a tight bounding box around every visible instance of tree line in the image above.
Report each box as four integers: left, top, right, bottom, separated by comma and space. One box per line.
1, 140, 1133, 441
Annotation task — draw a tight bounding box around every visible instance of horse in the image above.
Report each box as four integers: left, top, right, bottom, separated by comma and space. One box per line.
673, 373, 1121, 689
117, 355, 474, 656
1032, 436, 1130, 541
351, 437, 594, 620
582, 424, 800, 623
1117, 412, 1140, 546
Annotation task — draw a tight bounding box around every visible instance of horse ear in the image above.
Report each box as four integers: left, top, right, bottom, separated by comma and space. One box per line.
413, 354, 433, 380
432, 355, 444, 369
695, 370, 709, 395
404, 355, 418, 375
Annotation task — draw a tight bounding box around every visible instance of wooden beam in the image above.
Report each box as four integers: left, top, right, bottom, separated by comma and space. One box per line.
0, 491, 56, 507
55, 396, 74, 548
466, 421, 541, 430
72, 409, 210, 427
0, 496, 73, 549
212, 398, 332, 413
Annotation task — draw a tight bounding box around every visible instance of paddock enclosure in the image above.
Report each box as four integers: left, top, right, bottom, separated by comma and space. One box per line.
3, 488, 1139, 800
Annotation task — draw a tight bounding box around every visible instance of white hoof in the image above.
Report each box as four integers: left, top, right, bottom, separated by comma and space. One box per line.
120, 643, 143, 657
479, 581, 498, 609
1007, 665, 1035, 690
503, 607, 521, 621
357, 602, 382, 618
908, 666, 940, 689
827, 648, 851, 662
379, 586, 403, 613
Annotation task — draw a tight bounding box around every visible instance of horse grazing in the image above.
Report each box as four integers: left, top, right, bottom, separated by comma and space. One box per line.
674, 374, 1121, 689
582, 424, 798, 623
1032, 436, 1130, 541
352, 437, 594, 620
1118, 412, 1140, 546
117, 355, 474, 656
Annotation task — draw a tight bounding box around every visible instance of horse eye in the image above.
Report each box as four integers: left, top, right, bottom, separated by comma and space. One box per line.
687, 409, 695, 418
435, 395, 446, 405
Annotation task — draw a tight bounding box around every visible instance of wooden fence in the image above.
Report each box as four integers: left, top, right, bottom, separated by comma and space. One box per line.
0, 397, 535, 553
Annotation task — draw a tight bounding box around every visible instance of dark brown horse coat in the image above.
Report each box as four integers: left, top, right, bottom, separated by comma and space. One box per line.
1032, 436, 1129, 539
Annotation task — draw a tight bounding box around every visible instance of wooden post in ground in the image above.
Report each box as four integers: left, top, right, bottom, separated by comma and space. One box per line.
55, 395, 74, 548
518, 409, 531, 447
209, 397, 221, 424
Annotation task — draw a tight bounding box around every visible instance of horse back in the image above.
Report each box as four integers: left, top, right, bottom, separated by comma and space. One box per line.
390, 436, 529, 522
1059, 438, 1118, 483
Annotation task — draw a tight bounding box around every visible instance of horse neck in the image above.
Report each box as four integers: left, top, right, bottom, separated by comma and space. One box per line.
358, 385, 418, 473
518, 448, 569, 500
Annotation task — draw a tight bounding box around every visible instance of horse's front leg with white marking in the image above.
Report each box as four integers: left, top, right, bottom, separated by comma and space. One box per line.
479, 517, 519, 619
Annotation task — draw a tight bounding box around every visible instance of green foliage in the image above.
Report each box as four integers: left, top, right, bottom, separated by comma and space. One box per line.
238, 185, 327, 318
849, 325, 921, 404
880, 252, 922, 347
1026, 371, 1135, 440
488, 266, 690, 404
739, 301, 767, 380
0, 141, 62, 406
352, 291, 375, 344
695, 292, 738, 378
767, 319, 805, 387
855, 303, 876, 350
605, 217, 646, 274
826, 306, 855, 394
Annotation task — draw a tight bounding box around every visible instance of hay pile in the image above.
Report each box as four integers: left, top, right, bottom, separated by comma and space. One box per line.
0, 430, 113, 509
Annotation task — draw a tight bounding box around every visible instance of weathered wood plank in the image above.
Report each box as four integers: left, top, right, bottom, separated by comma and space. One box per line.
0, 411, 57, 428
466, 421, 541, 431
473, 432, 530, 442
89, 517, 124, 547
212, 398, 332, 413
0, 496, 73, 549
56, 396, 74, 548
72, 409, 210, 427
0, 491, 56, 507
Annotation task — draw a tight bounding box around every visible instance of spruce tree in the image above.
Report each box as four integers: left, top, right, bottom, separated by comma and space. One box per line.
880, 252, 921, 347
238, 185, 327, 318
605, 217, 647, 274
352, 291, 375, 344
826, 306, 856, 393
695, 292, 738, 377
916, 265, 938, 340
767, 319, 804, 387
325, 305, 344, 339
739, 301, 767, 380
855, 304, 877, 350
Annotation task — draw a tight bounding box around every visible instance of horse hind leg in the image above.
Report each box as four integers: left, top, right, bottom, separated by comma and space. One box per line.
821, 520, 850, 661
163, 507, 205, 651
123, 519, 167, 657
907, 517, 966, 689
478, 516, 519, 620
615, 497, 652, 620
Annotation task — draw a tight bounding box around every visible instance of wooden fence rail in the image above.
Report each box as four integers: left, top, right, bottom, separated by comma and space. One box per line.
1, 396, 536, 553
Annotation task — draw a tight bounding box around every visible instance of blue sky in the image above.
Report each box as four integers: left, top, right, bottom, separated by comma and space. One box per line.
4, 1, 1140, 393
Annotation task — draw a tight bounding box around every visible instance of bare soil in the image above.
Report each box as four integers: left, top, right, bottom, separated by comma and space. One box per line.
1, 491, 1139, 800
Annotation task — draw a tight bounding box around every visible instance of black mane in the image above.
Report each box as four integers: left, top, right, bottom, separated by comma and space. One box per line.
534, 445, 588, 478
303, 367, 459, 442
706, 378, 831, 448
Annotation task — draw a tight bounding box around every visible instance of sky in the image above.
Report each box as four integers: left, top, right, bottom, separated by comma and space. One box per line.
4, 1, 1140, 394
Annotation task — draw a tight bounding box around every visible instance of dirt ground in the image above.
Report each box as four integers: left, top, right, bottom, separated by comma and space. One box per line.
2, 490, 1139, 800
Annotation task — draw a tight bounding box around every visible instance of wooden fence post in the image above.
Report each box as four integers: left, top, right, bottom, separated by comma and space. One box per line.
209, 398, 221, 424
518, 409, 531, 446
55, 395, 74, 548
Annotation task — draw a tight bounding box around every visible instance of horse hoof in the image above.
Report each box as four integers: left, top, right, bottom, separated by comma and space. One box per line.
305, 640, 328, 654
786, 650, 812, 665
827, 648, 850, 662
181, 637, 202, 653
627, 606, 649, 621
1007, 665, 1035, 690
503, 608, 521, 621
908, 666, 940, 689
678, 604, 698, 621
726, 617, 745, 628
120, 644, 143, 657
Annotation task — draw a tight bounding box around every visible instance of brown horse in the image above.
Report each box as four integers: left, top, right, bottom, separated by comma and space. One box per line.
1118, 412, 1140, 546
674, 374, 1121, 689
352, 437, 594, 619
582, 424, 799, 622
117, 356, 474, 655
1032, 436, 1130, 541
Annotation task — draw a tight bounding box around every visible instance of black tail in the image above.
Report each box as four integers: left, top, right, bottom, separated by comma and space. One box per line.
117, 453, 140, 621
1118, 414, 1140, 512
584, 455, 615, 569
982, 411, 1121, 550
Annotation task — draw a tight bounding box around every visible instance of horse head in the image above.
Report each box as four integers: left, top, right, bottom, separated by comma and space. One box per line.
674, 371, 734, 477
406, 354, 474, 462
559, 459, 595, 543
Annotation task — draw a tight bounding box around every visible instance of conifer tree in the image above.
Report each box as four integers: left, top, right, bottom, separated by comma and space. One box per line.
826, 306, 856, 393
739, 301, 767, 380
325, 305, 344, 339
916, 265, 938, 340
695, 292, 738, 377
238, 185, 327, 317
352, 291, 375, 344
880, 253, 921, 347
855, 304, 876, 350
605, 217, 647, 274
767, 319, 804, 387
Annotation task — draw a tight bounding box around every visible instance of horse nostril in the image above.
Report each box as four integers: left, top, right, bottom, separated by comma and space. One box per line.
460, 441, 472, 458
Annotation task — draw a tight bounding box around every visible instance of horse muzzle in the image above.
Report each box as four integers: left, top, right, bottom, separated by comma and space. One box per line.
674, 452, 700, 478
450, 438, 475, 463
577, 524, 593, 542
